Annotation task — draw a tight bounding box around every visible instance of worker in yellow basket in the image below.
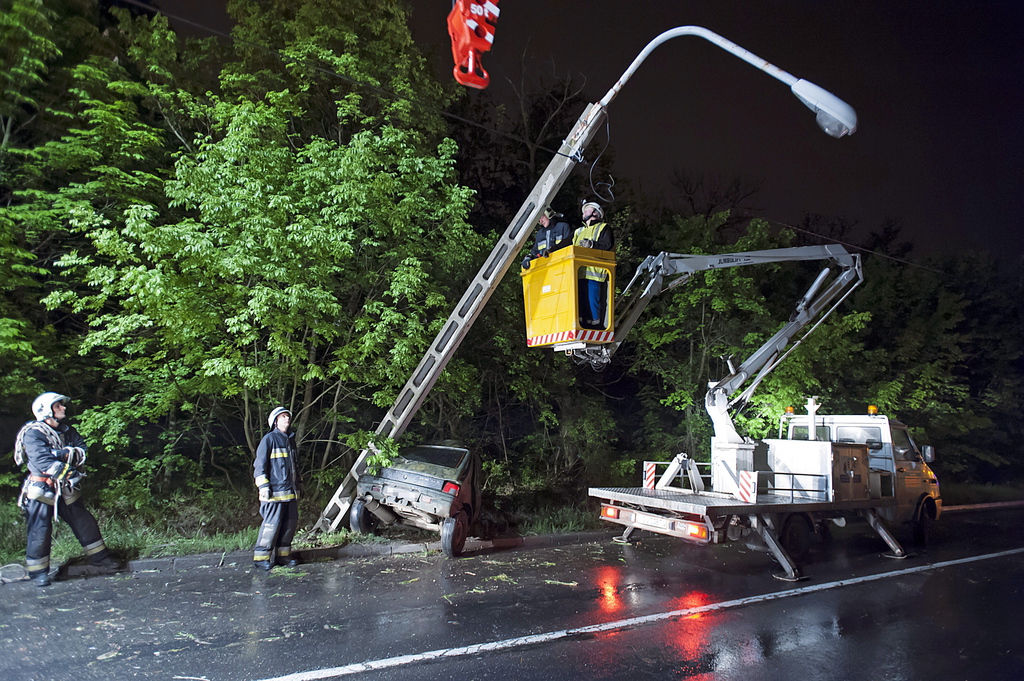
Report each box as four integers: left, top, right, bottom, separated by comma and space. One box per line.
573, 201, 614, 329
522, 207, 573, 269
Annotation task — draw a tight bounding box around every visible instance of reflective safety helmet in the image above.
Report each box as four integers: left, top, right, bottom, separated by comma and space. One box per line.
581, 201, 604, 220
32, 392, 70, 421
268, 406, 291, 429
543, 207, 563, 220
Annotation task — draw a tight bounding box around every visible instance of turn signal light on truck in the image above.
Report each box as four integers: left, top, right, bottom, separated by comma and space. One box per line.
602, 506, 619, 519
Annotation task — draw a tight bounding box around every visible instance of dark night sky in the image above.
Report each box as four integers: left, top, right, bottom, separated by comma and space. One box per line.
170, 1, 1024, 261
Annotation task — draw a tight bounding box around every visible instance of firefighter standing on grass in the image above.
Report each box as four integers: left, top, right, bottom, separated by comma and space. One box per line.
253, 406, 300, 570
14, 392, 120, 587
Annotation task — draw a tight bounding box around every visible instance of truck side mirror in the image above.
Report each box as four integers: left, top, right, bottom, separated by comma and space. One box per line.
921, 445, 935, 463
865, 439, 883, 451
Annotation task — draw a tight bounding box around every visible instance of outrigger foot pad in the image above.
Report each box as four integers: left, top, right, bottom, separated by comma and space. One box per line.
612, 527, 637, 544
772, 571, 808, 582
882, 552, 910, 560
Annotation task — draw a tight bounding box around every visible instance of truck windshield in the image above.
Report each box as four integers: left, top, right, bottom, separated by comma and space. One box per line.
401, 446, 467, 469
836, 426, 882, 445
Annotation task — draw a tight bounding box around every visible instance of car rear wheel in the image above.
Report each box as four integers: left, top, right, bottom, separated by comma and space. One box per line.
441, 510, 469, 558
350, 498, 378, 535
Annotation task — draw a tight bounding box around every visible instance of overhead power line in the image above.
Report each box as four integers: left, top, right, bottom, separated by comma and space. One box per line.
766, 218, 946, 275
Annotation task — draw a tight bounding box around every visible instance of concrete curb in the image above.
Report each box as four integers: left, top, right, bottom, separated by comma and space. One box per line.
53, 529, 621, 580
942, 500, 1024, 513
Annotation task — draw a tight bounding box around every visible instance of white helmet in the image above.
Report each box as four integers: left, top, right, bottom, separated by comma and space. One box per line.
581, 201, 605, 220
32, 392, 70, 420
268, 406, 291, 429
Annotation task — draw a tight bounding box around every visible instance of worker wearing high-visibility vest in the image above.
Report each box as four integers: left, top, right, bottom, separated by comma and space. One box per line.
573, 201, 614, 329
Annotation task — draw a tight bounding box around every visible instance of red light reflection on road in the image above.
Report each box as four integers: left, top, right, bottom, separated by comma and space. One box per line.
595, 565, 623, 614
665, 590, 716, 675
671, 589, 712, 617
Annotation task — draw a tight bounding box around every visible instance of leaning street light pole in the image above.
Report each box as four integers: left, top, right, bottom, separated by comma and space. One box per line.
314, 26, 858, 532
600, 25, 857, 137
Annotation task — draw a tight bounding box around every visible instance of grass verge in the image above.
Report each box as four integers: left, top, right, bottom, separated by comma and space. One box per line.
519, 504, 602, 536
941, 482, 1024, 505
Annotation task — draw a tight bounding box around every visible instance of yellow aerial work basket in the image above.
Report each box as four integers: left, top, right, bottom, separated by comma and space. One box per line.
520, 246, 615, 349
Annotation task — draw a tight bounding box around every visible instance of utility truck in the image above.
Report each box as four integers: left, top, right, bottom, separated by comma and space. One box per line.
591, 401, 942, 580
586, 247, 942, 580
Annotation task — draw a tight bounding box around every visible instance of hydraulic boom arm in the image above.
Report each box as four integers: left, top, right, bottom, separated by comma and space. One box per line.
572, 244, 862, 444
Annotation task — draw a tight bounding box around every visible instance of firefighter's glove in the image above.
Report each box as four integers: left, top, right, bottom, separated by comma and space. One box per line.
258, 486, 271, 502
521, 257, 531, 270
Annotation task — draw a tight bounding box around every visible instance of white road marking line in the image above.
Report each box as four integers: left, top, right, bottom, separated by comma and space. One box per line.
255, 547, 1024, 681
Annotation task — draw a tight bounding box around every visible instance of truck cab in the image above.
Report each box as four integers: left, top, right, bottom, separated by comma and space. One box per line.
779, 407, 942, 529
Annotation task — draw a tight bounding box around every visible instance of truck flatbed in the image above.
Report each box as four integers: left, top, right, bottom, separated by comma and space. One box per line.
589, 486, 896, 516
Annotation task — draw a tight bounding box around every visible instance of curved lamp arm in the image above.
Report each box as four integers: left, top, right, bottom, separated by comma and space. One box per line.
599, 26, 857, 138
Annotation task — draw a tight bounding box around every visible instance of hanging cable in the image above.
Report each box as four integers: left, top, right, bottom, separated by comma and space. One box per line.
586, 118, 616, 203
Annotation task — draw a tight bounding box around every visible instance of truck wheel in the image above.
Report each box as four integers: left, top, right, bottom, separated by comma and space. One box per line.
816, 520, 833, 545
912, 507, 931, 546
350, 498, 378, 535
441, 511, 469, 558
780, 515, 812, 564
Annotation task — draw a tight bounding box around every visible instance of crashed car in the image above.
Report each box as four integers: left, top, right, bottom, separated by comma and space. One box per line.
350, 442, 482, 557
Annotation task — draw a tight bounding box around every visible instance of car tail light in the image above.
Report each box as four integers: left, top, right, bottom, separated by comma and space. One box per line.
442, 482, 460, 495
601, 506, 619, 519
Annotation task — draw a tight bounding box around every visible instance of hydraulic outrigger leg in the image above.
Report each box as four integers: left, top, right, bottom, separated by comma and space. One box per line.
862, 508, 909, 559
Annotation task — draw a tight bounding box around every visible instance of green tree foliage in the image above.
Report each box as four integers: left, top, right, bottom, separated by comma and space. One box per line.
2, 1, 483, 515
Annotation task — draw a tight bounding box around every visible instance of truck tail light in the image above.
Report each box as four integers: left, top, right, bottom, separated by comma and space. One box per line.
601, 506, 619, 519
686, 523, 708, 540
442, 482, 460, 495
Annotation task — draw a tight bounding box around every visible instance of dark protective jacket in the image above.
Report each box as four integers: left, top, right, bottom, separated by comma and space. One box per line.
17, 420, 87, 505
529, 220, 573, 259
253, 429, 299, 502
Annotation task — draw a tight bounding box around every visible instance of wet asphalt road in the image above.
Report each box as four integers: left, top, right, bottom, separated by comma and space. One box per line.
1, 508, 1022, 681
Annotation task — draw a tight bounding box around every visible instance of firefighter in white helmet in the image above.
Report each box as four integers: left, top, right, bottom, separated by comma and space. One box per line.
14, 392, 121, 586
252, 406, 301, 570
521, 207, 572, 269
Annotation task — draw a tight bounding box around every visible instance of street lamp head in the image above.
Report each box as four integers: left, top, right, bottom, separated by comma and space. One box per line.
790, 79, 858, 138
